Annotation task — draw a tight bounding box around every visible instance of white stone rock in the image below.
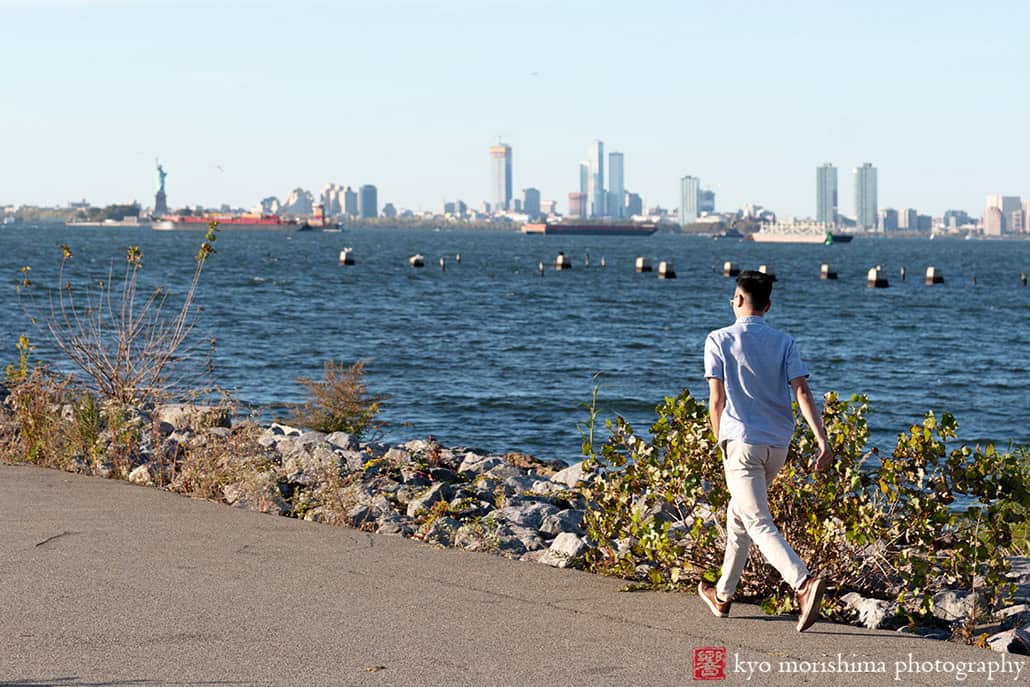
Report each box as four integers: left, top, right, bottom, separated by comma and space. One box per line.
986, 627, 1030, 654
841, 592, 899, 629
932, 590, 982, 622
457, 453, 503, 475
268, 422, 302, 436
128, 463, 155, 486
539, 533, 589, 568
551, 461, 594, 488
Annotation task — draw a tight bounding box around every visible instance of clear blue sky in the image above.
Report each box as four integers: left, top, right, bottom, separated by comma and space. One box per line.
2, 0, 1027, 217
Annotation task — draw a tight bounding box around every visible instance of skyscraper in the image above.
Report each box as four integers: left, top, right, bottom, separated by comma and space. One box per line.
853, 163, 878, 230
816, 163, 838, 225
568, 192, 587, 219
358, 185, 378, 219
522, 187, 541, 219
489, 143, 512, 212
986, 195, 1022, 232
344, 186, 357, 216
587, 140, 605, 218
679, 176, 701, 225
578, 162, 589, 195
625, 192, 643, 217
700, 189, 716, 214
607, 151, 625, 218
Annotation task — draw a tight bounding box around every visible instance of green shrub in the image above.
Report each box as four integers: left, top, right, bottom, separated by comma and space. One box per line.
291, 360, 387, 439
580, 389, 1030, 624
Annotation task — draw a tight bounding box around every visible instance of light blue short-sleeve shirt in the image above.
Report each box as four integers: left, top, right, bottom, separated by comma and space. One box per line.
704, 315, 809, 447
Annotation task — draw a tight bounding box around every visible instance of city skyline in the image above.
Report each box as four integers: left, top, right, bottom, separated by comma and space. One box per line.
2, 1, 1029, 216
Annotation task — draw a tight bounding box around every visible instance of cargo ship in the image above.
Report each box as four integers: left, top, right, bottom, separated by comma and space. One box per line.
152, 214, 304, 231
521, 222, 657, 236
749, 220, 853, 244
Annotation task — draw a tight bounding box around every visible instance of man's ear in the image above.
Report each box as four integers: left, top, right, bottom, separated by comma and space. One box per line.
764, 300, 772, 313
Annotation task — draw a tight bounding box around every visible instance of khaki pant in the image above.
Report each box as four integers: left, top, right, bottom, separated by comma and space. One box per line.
715, 440, 810, 600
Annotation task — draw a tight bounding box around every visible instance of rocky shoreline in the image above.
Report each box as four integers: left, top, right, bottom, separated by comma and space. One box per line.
4, 400, 1029, 655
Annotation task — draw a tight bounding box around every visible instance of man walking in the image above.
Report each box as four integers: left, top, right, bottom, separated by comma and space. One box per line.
697, 271, 833, 632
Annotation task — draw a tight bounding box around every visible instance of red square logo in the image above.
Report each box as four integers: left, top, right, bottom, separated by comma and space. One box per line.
693, 646, 726, 681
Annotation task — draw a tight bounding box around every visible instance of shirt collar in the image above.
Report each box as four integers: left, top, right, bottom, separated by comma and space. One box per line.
735, 315, 766, 325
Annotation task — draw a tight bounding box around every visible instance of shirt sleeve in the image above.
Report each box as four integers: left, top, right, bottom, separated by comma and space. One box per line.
785, 337, 809, 381
703, 334, 724, 380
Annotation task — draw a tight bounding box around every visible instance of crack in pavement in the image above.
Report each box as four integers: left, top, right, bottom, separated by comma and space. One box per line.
34, 531, 78, 548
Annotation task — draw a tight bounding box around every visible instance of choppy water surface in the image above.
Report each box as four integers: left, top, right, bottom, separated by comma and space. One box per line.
3, 226, 1028, 463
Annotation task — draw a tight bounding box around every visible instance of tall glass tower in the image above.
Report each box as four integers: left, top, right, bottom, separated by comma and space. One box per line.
607, 152, 625, 218
816, 163, 838, 225
680, 175, 701, 225
489, 143, 512, 212
587, 140, 605, 218
853, 163, 878, 230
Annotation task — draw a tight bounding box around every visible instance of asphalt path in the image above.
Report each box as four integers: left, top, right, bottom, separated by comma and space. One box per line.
1, 463, 1023, 686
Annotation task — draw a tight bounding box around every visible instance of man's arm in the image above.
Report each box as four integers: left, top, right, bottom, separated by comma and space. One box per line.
707, 377, 725, 441
790, 376, 833, 471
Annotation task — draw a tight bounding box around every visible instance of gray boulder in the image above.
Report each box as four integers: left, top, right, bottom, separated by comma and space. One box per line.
540, 509, 586, 537
420, 516, 462, 546
505, 525, 548, 552
406, 483, 453, 518
932, 590, 983, 622
486, 501, 560, 530
156, 403, 230, 431
376, 515, 416, 537
1000, 604, 1030, 630
483, 462, 527, 481
325, 431, 357, 450
457, 453, 504, 475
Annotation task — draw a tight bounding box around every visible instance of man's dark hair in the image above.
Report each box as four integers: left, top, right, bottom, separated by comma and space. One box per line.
736, 270, 773, 310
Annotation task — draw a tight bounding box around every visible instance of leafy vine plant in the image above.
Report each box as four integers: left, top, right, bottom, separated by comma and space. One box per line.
27, 221, 219, 406
578, 388, 1028, 630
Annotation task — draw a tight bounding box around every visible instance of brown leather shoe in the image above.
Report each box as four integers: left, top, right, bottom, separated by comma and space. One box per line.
796, 576, 827, 632
698, 580, 731, 618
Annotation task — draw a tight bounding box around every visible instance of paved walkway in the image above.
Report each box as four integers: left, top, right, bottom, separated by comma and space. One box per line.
1, 463, 1022, 686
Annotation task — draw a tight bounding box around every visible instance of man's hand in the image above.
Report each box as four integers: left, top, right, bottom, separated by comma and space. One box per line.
790, 376, 834, 473
813, 438, 833, 472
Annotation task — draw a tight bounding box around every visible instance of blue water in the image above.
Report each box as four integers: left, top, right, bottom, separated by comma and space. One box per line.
3, 225, 1028, 463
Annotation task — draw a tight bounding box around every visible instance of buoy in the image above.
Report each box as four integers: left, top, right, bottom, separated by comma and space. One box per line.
338, 248, 354, 266
1022, 271, 1027, 286
538, 260, 544, 277
600, 256, 606, 269
635, 256, 652, 273
758, 264, 777, 281
658, 261, 676, 279
455, 253, 462, 264
924, 266, 943, 285
439, 256, 446, 271
819, 263, 837, 280
867, 266, 889, 288
555, 251, 571, 270
723, 261, 740, 277
900, 266, 906, 281
585, 252, 591, 268
408, 254, 425, 268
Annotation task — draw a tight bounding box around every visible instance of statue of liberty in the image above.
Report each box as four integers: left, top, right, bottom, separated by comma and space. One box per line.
154, 159, 169, 215
156, 159, 167, 193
